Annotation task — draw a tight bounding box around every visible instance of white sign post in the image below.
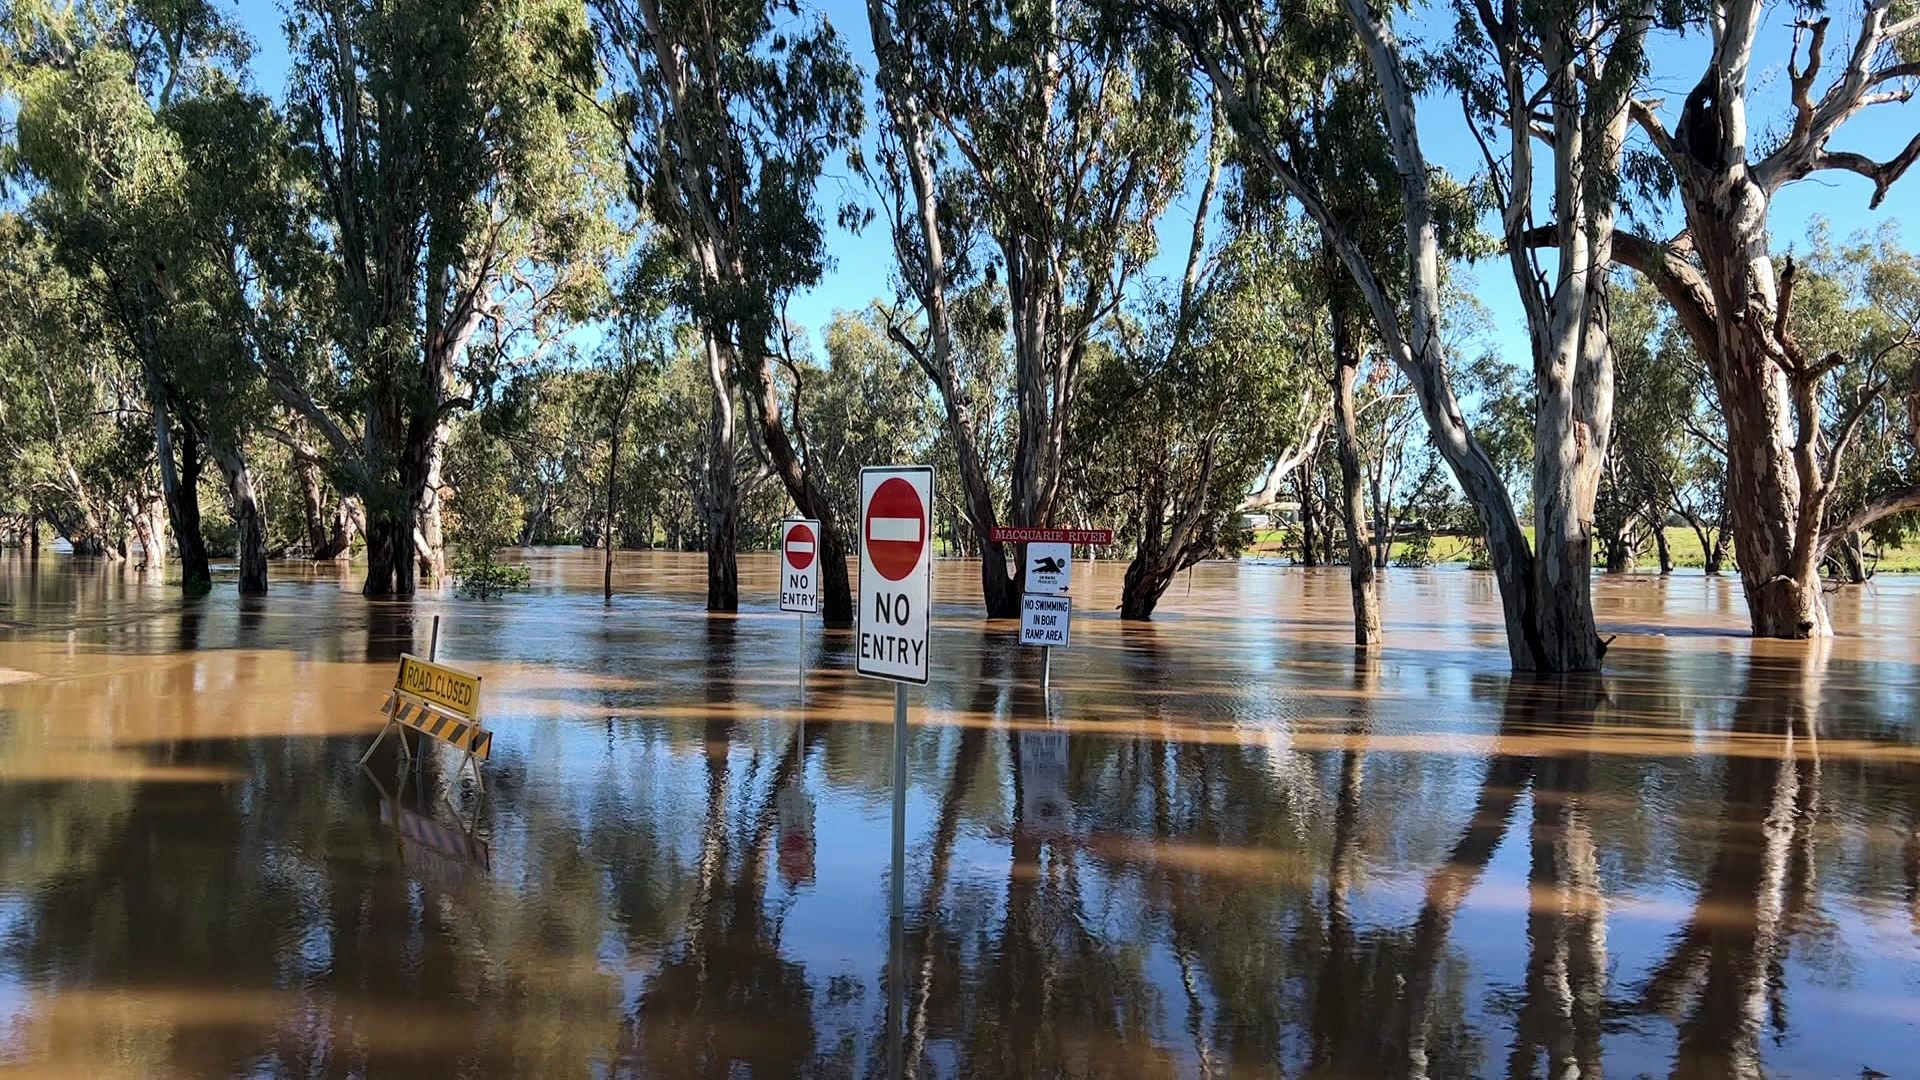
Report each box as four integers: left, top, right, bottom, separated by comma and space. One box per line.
780, 519, 820, 690
1020, 594, 1072, 691
857, 464, 933, 1033
1025, 542, 1071, 595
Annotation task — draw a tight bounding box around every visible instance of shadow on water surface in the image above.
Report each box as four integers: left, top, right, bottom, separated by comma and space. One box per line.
0, 550, 1916, 1077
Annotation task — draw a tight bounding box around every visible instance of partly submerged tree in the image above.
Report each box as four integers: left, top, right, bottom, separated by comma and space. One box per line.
868, 0, 1198, 617
1076, 167, 1320, 620
1608, 0, 1920, 636
1153, 0, 1635, 672
284, 0, 614, 597
588, 0, 865, 622
3, 0, 265, 594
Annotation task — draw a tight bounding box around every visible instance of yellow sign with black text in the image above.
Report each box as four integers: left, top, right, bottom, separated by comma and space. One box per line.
395, 654, 481, 720
360, 653, 492, 785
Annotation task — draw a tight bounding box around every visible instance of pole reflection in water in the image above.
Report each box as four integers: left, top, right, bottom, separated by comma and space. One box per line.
0, 549, 1915, 1078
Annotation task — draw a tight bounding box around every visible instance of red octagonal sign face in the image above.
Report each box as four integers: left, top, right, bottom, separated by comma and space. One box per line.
865, 477, 926, 581
784, 522, 816, 571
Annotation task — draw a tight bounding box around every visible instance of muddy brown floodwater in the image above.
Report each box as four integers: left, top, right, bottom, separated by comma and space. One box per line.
0, 549, 1917, 1078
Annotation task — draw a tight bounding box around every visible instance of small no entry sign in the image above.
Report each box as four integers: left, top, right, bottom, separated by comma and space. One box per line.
780, 519, 820, 614
858, 466, 934, 684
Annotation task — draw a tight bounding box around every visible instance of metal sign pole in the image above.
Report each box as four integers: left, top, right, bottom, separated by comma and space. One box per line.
1042, 644, 1051, 693
888, 679, 908, 1079
429, 614, 441, 662
798, 613, 806, 694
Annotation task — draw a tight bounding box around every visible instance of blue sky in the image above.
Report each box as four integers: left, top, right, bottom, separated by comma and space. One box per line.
234, 0, 1912, 368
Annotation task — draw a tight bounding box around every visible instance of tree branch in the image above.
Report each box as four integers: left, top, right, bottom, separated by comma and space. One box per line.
1822, 484, 1920, 547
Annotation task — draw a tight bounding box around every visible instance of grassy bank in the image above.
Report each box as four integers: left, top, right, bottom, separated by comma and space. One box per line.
1250, 527, 1920, 572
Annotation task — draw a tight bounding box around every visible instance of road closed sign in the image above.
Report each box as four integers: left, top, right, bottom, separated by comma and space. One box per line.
1021, 595, 1071, 647
780, 519, 820, 614
858, 466, 934, 684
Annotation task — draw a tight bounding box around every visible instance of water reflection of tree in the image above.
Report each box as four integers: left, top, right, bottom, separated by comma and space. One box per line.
1632, 646, 1827, 1080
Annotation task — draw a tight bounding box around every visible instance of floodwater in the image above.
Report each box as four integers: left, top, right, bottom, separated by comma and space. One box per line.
0, 550, 1916, 1079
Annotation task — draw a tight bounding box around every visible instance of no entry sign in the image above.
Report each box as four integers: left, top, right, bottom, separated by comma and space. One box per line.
858, 466, 933, 684
780, 519, 820, 614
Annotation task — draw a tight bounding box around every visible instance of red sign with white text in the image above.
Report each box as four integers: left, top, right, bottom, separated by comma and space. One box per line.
989, 527, 1114, 546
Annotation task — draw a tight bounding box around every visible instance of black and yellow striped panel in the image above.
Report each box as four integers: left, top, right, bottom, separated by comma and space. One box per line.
386, 692, 492, 763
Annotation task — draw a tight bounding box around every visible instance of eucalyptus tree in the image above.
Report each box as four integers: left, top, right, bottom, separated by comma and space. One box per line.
1075, 170, 1320, 619
0, 215, 149, 560
1788, 223, 1920, 583
1605, 0, 1919, 635
283, 0, 615, 596
1146, 0, 1643, 672
2, 1, 261, 593
588, 0, 865, 621
867, 0, 1198, 617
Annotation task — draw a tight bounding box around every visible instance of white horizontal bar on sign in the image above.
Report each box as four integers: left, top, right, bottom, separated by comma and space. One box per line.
869, 517, 922, 542
787, 541, 815, 553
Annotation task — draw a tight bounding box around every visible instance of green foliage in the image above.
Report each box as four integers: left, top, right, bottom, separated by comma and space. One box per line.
1073, 205, 1317, 575
446, 420, 531, 599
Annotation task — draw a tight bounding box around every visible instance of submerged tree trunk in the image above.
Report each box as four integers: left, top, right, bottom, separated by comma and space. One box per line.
1331, 301, 1380, 647
152, 394, 212, 596
742, 344, 855, 627
1298, 459, 1319, 567
297, 455, 330, 558
704, 336, 739, 612
605, 410, 622, 604
173, 433, 212, 595
1651, 513, 1673, 575
1827, 528, 1869, 584
1604, 527, 1635, 573
416, 419, 450, 584
360, 399, 426, 597
316, 497, 356, 561
210, 442, 268, 597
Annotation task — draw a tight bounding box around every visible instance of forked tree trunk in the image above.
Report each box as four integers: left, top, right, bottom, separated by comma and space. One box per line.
150, 394, 211, 595
1175, 0, 1623, 671
1119, 553, 1179, 620
1331, 301, 1379, 647
1608, 0, 1920, 637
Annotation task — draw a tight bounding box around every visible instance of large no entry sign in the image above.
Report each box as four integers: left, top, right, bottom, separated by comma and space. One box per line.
780, 519, 820, 614
858, 466, 933, 684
